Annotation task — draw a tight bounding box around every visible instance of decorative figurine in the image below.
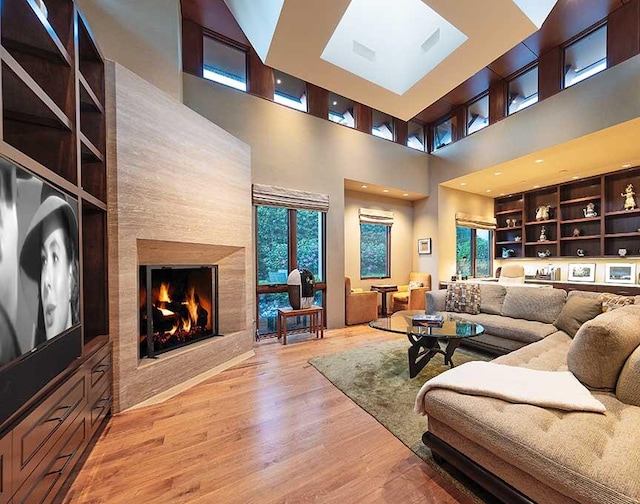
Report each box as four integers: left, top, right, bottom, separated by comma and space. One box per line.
514, 235, 522, 242
622, 184, 637, 210
618, 248, 628, 257
577, 248, 585, 257
535, 205, 552, 221
537, 249, 551, 258
505, 218, 512, 228
583, 202, 597, 218
539, 226, 548, 242
502, 248, 515, 258
572, 227, 581, 237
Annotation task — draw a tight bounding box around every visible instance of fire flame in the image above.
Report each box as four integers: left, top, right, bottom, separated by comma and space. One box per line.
158, 282, 171, 302
155, 282, 201, 337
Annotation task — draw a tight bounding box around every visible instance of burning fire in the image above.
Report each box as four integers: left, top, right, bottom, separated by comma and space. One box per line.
155, 282, 201, 336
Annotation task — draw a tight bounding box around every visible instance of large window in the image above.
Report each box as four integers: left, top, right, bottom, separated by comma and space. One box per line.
360, 223, 390, 278
456, 226, 492, 278
433, 117, 453, 150
203, 35, 247, 91
372, 110, 394, 141
407, 120, 425, 151
274, 70, 307, 112
564, 24, 607, 88
466, 94, 489, 135
328, 92, 355, 128
508, 65, 538, 115
256, 206, 326, 334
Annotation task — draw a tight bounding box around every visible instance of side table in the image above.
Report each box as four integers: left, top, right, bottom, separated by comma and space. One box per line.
370, 284, 398, 316
277, 306, 324, 345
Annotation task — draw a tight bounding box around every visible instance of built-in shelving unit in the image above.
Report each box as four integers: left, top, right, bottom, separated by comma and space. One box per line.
495, 168, 640, 259
0, 0, 110, 501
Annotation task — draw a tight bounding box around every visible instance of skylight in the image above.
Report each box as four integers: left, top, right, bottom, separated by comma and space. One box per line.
320, 0, 467, 95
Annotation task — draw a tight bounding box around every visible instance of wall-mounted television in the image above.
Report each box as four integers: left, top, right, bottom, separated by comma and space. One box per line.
0, 156, 82, 425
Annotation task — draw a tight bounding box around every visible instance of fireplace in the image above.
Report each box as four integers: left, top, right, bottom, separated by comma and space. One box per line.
139, 265, 220, 358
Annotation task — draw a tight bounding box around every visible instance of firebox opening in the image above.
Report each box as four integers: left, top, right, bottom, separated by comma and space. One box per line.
139, 265, 221, 359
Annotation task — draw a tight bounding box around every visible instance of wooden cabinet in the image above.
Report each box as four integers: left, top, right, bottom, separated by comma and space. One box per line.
495, 167, 640, 259
0, 1, 110, 502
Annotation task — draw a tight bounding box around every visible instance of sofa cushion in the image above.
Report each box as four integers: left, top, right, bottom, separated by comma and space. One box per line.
445, 283, 480, 315
599, 293, 635, 312
616, 345, 640, 407
408, 280, 423, 290
479, 283, 506, 315
447, 312, 557, 344
553, 296, 602, 338
501, 286, 566, 324
567, 305, 640, 391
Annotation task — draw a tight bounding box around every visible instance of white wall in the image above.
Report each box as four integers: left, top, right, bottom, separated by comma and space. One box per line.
76, 0, 183, 101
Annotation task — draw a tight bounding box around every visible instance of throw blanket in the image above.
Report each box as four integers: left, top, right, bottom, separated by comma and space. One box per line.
415, 361, 606, 415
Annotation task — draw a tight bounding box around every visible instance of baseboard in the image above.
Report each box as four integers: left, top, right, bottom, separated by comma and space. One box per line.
123, 350, 255, 411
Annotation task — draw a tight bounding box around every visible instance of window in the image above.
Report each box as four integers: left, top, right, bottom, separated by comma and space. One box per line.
203, 35, 247, 91
274, 70, 307, 112
456, 226, 492, 278
433, 117, 453, 150
360, 223, 390, 278
466, 94, 489, 135
564, 24, 607, 88
328, 92, 355, 128
372, 110, 394, 141
255, 206, 326, 334
407, 121, 425, 151
508, 66, 538, 115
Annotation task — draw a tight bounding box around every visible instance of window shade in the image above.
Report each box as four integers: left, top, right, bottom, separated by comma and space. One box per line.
359, 208, 394, 226
455, 212, 497, 230
252, 184, 329, 212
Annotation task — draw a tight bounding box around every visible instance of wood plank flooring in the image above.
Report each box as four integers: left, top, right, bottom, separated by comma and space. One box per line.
61, 326, 474, 503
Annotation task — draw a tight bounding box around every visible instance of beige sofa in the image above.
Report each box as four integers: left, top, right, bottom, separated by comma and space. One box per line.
419, 302, 640, 504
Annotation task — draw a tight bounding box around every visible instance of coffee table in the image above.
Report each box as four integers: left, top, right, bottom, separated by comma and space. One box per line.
370, 310, 484, 378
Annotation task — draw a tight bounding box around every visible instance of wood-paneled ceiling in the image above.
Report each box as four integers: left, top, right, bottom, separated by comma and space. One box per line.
181, 0, 627, 124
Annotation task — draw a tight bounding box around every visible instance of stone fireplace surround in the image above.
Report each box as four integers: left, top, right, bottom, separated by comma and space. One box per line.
107, 63, 254, 412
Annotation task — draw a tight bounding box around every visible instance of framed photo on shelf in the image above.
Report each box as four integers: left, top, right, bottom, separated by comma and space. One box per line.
605, 263, 636, 284
568, 263, 596, 282
418, 238, 432, 255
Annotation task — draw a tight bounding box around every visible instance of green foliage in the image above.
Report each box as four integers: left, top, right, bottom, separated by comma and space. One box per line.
361, 224, 389, 278
456, 226, 492, 277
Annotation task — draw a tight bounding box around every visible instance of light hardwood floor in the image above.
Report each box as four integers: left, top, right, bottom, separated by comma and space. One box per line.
62, 326, 474, 503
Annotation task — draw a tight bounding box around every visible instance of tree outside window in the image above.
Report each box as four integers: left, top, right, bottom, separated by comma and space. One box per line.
456, 226, 492, 278
361, 223, 390, 278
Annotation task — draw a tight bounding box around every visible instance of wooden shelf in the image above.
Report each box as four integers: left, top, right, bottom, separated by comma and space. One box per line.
495, 226, 522, 231
80, 132, 103, 162
524, 219, 557, 226
495, 208, 522, 215
560, 195, 601, 205
80, 190, 106, 211
605, 208, 640, 217
525, 241, 558, 245
560, 216, 601, 224
560, 236, 600, 241
79, 74, 104, 114
496, 240, 522, 245
604, 232, 640, 238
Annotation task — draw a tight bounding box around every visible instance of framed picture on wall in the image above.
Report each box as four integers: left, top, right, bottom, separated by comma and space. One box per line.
568, 263, 596, 282
605, 263, 636, 284
418, 238, 432, 255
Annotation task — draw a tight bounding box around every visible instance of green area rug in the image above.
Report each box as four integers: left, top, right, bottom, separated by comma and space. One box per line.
309, 339, 494, 503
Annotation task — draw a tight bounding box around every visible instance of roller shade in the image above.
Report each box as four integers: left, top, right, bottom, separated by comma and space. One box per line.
455, 212, 497, 230
359, 207, 394, 226
252, 183, 329, 212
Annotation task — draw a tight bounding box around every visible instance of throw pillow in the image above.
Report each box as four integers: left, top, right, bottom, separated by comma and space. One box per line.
554, 296, 602, 338
567, 305, 640, 391
445, 283, 481, 315
408, 281, 423, 290
599, 293, 635, 312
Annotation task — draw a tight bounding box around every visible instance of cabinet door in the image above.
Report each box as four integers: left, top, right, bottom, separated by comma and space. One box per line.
0, 434, 12, 504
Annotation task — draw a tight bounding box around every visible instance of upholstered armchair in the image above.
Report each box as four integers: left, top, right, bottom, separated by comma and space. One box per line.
391, 272, 432, 313
345, 277, 379, 325
498, 264, 525, 285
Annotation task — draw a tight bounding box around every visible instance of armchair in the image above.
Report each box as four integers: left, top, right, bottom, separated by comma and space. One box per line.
391, 272, 432, 313
498, 264, 525, 285
345, 277, 379, 325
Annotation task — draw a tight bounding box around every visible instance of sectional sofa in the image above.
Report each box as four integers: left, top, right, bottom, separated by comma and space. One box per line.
420, 284, 640, 503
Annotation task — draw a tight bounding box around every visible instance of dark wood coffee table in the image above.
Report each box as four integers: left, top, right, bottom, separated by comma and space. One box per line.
370, 310, 484, 378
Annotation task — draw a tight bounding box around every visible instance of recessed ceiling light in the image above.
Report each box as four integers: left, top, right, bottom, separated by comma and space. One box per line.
361, 184, 368, 188
383, 189, 389, 193
276, 78, 282, 84
535, 159, 543, 163
499, 193, 505, 196
494, 172, 502, 176
332, 101, 338, 106
403, 193, 409, 197
572, 176, 580, 180
623, 163, 631, 168
533, 185, 540, 188
460, 182, 467, 186
486, 189, 492, 193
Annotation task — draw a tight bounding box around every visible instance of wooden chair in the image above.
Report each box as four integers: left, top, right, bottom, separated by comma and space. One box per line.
345, 277, 378, 325
391, 272, 432, 313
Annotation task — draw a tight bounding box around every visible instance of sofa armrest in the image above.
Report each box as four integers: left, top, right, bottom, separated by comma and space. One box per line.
426, 290, 447, 314
408, 287, 429, 310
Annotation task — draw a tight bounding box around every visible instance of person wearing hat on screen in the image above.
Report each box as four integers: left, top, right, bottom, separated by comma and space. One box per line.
20, 188, 79, 344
